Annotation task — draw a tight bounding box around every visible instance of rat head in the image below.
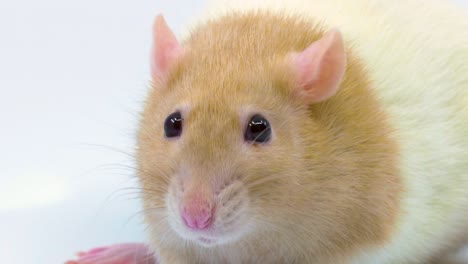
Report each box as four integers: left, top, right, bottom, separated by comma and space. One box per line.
138, 13, 399, 251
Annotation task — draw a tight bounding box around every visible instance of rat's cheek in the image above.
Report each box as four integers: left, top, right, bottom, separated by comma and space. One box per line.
214, 180, 251, 234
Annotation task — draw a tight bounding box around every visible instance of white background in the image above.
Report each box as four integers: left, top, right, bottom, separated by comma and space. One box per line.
0, 1, 467, 263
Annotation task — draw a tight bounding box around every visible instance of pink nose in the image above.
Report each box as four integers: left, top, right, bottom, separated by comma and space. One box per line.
181, 202, 214, 230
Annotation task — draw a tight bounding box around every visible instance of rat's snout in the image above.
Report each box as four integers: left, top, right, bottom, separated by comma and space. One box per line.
180, 193, 215, 230
168, 176, 251, 245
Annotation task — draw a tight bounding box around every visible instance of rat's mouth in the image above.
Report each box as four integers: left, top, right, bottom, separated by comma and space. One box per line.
167, 202, 252, 247
176, 207, 254, 248
181, 222, 241, 247
197, 236, 218, 246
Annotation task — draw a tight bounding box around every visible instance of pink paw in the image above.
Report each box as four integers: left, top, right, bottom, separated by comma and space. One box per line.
65, 243, 156, 264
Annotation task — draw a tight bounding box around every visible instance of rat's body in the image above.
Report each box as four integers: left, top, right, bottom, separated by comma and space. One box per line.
68, 0, 468, 263
190, 1, 468, 263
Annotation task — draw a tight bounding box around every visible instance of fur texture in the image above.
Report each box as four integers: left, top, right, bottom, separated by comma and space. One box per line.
137, 1, 468, 263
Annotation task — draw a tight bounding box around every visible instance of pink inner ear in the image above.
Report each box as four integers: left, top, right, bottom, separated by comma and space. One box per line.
291, 29, 347, 103
151, 15, 184, 81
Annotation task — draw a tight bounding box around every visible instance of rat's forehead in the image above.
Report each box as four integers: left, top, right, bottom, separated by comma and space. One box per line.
174, 83, 278, 114
178, 56, 269, 86
165, 53, 290, 116
173, 95, 272, 122
164, 64, 289, 123
171, 66, 273, 101
173, 96, 240, 117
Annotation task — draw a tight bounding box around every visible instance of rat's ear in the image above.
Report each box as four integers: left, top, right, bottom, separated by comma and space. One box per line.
289, 29, 347, 103
151, 15, 184, 82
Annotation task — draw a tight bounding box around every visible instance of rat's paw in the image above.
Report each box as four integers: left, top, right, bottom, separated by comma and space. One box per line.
65, 243, 156, 264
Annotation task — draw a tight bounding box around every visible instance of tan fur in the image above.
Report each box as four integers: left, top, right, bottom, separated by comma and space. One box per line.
137, 12, 403, 263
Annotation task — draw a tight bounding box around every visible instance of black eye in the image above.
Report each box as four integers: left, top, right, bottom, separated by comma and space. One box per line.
164, 112, 183, 138
244, 114, 271, 143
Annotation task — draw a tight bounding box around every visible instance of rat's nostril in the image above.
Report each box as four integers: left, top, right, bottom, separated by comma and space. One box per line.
200, 212, 213, 226
181, 204, 214, 230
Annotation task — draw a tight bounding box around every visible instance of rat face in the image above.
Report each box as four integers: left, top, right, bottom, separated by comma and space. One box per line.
138, 14, 400, 254
138, 67, 310, 247
138, 14, 346, 248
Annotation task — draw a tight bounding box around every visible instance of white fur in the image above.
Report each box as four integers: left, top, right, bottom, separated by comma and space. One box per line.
186, 0, 468, 263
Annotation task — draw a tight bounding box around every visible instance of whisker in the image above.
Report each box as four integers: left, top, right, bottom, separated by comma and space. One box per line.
245, 173, 285, 190
76, 142, 137, 159
123, 206, 166, 228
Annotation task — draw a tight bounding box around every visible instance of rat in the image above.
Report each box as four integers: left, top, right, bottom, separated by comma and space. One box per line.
67, 0, 468, 263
